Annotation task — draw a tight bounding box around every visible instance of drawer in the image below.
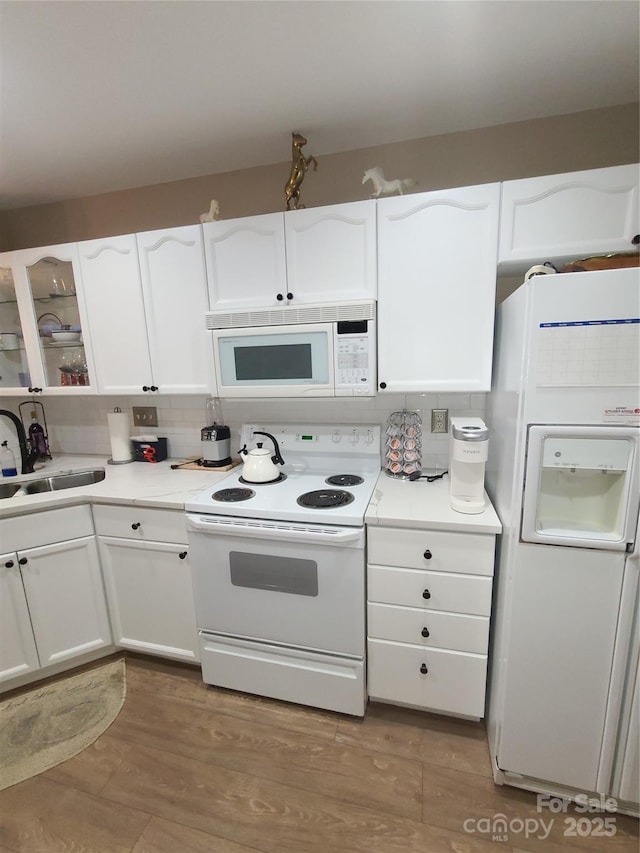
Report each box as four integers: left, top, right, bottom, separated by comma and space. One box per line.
367, 526, 494, 576
92, 504, 188, 544
368, 602, 489, 654
367, 638, 488, 718
368, 565, 492, 616
2, 504, 94, 552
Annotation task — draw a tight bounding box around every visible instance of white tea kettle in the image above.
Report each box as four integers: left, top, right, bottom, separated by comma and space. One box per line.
238, 431, 285, 483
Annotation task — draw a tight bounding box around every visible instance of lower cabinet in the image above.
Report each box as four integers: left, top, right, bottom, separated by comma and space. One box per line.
366, 525, 495, 718
93, 505, 199, 663
0, 505, 112, 684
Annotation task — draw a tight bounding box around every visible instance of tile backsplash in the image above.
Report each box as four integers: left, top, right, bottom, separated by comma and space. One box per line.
1, 393, 486, 473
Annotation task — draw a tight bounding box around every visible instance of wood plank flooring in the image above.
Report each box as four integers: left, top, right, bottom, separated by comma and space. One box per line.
1, 654, 638, 852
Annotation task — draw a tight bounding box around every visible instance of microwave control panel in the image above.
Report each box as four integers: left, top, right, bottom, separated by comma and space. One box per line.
334, 322, 375, 396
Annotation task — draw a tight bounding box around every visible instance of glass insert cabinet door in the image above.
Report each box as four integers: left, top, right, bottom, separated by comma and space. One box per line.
1, 243, 95, 393
0, 265, 31, 390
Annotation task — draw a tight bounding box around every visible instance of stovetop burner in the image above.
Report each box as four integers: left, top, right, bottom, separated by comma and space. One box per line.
325, 474, 364, 487
238, 473, 287, 486
212, 487, 256, 502
297, 489, 355, 509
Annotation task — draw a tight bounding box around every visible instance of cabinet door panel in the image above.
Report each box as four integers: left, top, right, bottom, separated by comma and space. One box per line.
137, 225, 213, 394
99, 537, 199, 663
20, 536, 112, 666
377, 184, 499, 393
79, 234, 153, 394
499, 164, 639, 270
0, 551, 40, 682
285, 201, 377, 302
204, 214, 286, 311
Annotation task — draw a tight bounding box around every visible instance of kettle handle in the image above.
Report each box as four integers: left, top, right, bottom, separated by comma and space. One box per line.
253, 431, 285, 466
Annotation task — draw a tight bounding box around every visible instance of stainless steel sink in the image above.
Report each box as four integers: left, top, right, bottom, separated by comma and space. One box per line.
0, 468, 106, 498
0, 482, 22, 499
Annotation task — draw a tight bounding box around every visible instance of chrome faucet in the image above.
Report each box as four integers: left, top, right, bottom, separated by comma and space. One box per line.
0, 409, 37, 474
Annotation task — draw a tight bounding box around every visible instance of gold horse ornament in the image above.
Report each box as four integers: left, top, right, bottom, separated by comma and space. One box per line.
284, 133, 318, 210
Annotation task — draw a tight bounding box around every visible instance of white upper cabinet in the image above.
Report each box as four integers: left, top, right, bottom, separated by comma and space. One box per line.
203, 213, 287, 311
499, 163, 639, 272
204, 201, 377, 312
136, 225, 213, 395
284, 201, 377, 304
80, 225, 213, 395
79, 234, 153, 395
0, 244, 97, 395
377, 183, 500, 394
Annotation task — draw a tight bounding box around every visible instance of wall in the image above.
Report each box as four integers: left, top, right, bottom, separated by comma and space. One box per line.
1, 103, 638, 251
0, 392, 486, 475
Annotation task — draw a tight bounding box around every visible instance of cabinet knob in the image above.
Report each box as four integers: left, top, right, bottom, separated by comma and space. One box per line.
178, 551, 187, 560
150, 385, 158, 392
423, 549, 432, 560
131, 522, 141, 530
422, 589, 431, 600
379, 382, 387, 390
28, 387, 42, 394
5, 560, 14, 568
421, 627, 430, 638
276, 293, 284, 301
632, 234, 639, 245
142, 385, 150, 392
18, 557, 28, 565
286, 292, 293, 301
420, 663, 428, 675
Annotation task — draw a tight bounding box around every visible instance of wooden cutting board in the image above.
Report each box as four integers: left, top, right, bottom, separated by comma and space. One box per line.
170, 457, 241, 472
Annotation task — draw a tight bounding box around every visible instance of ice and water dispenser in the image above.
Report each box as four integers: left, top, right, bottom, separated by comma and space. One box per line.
521, 425, 639, 551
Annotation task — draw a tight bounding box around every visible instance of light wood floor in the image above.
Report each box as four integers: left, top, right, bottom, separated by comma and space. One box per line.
0, 654, 638, 853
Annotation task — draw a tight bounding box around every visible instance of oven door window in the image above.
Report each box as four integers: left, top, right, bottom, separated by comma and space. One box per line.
230, 551, 318, 597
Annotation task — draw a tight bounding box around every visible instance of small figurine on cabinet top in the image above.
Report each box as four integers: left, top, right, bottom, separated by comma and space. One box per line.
200, 199, 221, 223
362, 166, 416, 198
284, 132, 318, 210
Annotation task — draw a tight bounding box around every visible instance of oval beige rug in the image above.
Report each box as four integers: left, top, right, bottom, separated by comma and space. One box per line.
0, 657, 126, 790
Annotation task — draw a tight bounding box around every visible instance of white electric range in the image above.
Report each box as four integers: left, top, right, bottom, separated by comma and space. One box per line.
185, 422, 381, 716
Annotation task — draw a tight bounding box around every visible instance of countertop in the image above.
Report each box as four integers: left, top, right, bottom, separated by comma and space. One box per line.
1, 456, 503, 535
365, 471, 502, 534
0, 455, 234, 519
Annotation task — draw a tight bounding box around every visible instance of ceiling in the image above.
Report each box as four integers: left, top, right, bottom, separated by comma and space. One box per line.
1, 0, 638, 212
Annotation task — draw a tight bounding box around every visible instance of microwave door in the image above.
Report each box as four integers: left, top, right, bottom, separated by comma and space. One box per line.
213, 324, 335, 397
521, 425, 640, 551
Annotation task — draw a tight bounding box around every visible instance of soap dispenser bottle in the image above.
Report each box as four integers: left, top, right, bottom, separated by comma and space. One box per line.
0, 441, 18, 477
28, 411, 49, 459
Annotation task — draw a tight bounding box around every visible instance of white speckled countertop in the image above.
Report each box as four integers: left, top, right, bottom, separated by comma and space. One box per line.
365, 471, 502, 534
0, 454, 235, 518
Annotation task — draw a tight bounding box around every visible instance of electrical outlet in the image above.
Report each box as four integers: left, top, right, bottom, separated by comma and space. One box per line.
431, 408, 449, 434
133, 406, 158, 427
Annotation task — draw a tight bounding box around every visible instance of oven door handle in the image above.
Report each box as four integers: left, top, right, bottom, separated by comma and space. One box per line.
186, 514, 364, 546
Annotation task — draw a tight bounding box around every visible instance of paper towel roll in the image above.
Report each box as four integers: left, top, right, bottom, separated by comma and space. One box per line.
108, 411, 133, 462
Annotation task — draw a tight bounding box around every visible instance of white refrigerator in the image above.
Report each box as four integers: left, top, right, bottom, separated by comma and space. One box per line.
486, 266, 640, 815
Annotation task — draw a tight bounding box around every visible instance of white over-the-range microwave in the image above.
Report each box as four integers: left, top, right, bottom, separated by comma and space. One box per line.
205, 300, 376, 397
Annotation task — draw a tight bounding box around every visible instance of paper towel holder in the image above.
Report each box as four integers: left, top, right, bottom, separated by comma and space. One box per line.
107, 406, 134, 465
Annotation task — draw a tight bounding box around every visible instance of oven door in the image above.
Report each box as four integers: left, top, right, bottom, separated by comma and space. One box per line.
186, 514, 365, 656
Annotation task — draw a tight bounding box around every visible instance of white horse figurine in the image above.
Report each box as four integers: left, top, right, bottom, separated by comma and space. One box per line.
362, 166, 416, 198
200, 199, 221, 223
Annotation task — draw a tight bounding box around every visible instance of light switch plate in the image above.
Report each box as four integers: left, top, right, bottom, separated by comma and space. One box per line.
133, 406, 158, 427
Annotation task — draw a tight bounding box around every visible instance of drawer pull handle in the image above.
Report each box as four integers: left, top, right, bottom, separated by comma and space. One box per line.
18, 557, 28, 565
422, 589, 431, 600
421, 627, 430, 638
131, 522, 141, 530
5, 560, 14, 568
423, 549, 432, 560
178, 551, 187, 560
420, 663, 428, 675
